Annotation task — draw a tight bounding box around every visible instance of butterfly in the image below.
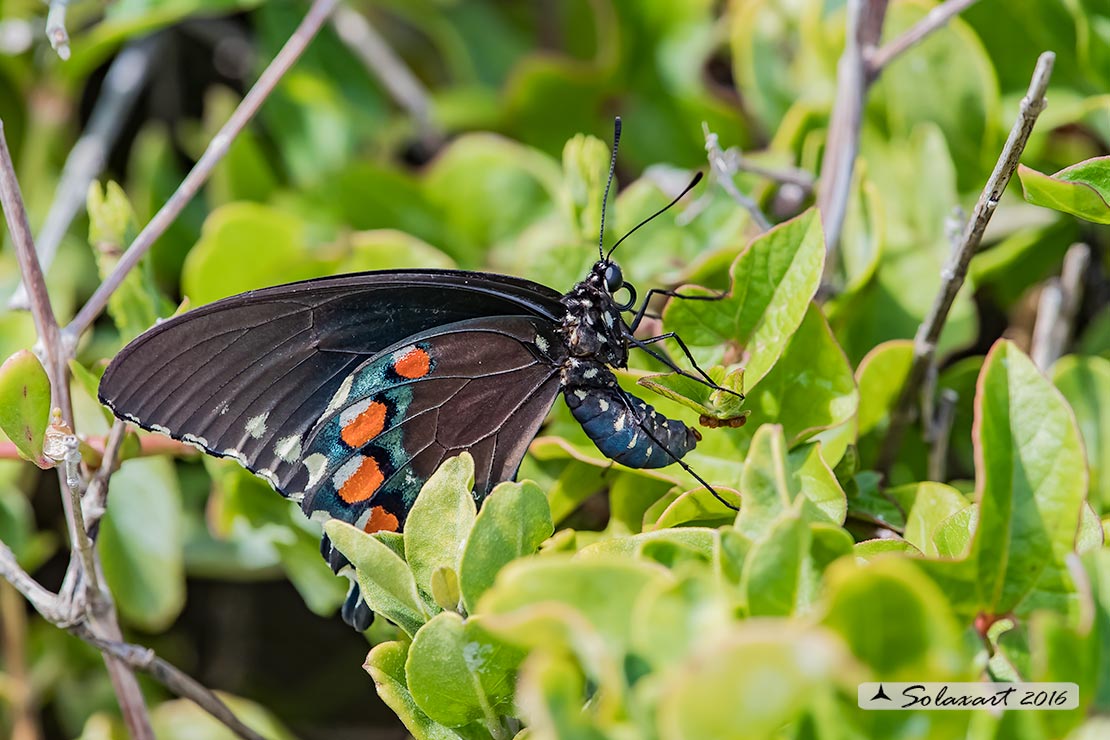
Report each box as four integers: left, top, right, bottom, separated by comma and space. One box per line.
98, 119, 740, 629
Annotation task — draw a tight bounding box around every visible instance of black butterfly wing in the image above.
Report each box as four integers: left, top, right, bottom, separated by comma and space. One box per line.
293, 315, 567, 532
98, 270, 564, 495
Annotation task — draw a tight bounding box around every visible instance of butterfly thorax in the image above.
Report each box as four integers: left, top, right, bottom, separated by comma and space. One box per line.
559, 262, 629, 368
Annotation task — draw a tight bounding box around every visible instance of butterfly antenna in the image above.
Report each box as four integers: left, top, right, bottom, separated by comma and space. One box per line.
598, 117, 622, 261
606, 171, 703, 260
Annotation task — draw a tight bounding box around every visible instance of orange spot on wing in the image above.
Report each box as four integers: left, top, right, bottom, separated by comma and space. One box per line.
339, 456, 384, 504
393, 347, 431, 379
364, 505, 400, 533
341, 401, 388, 447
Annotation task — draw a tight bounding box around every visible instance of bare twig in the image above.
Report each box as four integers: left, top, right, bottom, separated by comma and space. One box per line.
9, 40, 155, 310
331, 4, 441, 144
83, 420, 127, 538
1031, 242, 1091, 370
71, 626, 269, 740
927, 389, 958, 482
877, 52, 1056, 476
818, 0, 887, 281
820, 0, 982, 289
64, 0, 340, 343
0, 121, 73, 426
703, 123, 771, 231
0, 542, 66, 623
720, 148, 816, 192
867, 0, 981, 75
45, 1, 70, 61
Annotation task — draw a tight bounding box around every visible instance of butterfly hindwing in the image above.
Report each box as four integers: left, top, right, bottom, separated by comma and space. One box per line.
293, 315, 567, 533
98, 270, 563, 494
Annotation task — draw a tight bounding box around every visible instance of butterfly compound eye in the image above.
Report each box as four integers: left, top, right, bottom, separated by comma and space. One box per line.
604, 263, 624, 292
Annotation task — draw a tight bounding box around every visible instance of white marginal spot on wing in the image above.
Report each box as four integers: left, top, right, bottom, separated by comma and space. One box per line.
614, 415, 625, 432
181, 433, 209, 452
150, 424, 170, 435
246, 412, 269, 439
332, 456, 364, 490
288, 491, 305, 504
353, 508, 372, 530
122, 413, 140, 424
339, 398, 373, 428
309, 509, 331, 524
222, 448, 247, 465
257, 468, 279, 489
303, 452, 328, 488
599, 399, 609, 412
325, 374, 354, 416
275, 434, 302, 463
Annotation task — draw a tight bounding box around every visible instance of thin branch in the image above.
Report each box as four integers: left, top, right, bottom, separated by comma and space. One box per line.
877, 52, 1056, 476
1031, 242, 1091, 370
64, 0, 340, 343
818, 0, 887, 283
703, 123, 771, 230
867, 0, 980, 75
71, 626, 270, 740
927, 389, 958, 482
45, 1, 70, 61
84, 420, 127, 538
0, 541, 66, 624
9, 39, 155, 310
0, 121, 72, 426
331, 4, 441, 145
720, 148, 816, 192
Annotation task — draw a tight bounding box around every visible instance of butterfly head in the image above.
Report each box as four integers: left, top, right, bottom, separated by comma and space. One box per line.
588, 259, 637, 311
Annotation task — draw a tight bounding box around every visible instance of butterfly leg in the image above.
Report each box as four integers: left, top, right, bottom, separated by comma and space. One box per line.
626, 331, 744, 400
627, 287, 728, 332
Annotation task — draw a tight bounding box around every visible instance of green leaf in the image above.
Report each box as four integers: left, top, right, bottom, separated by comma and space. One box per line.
430, 567, 462, 613
324, 519, 428, 637
733, 303, 858, 450
629, 573, 734, 669
365, 641, 477, 740
1019, 158, 1110, 224
459, 479, 554, 612
477, 555, 669, 651
740, 512, 810, 616
637, 366, 747, 423
99, 457, 186, 631
149, 694, 298, 740
869, 0, 1000, 190
1052, 355, 1110, 513
896, 482, 969, 557
515, 651, 611, 740
656, 622, 851, 740
337, 230, 457, 273
406, 612, 525, 727
405, 454, 478, 600
821, 557, 971, 681
921, 340, 1088, 618
661, 209, 825, 386
0, 350, 52, 468
181, 203, 331, 306
648, 487, 742, 530
87, 181, 166, 342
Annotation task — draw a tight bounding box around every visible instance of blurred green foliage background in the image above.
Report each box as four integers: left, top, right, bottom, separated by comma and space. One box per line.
0, 0, 1109, 738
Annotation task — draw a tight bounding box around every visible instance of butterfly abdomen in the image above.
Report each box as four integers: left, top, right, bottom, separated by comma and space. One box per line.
563, 360, 700, 469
